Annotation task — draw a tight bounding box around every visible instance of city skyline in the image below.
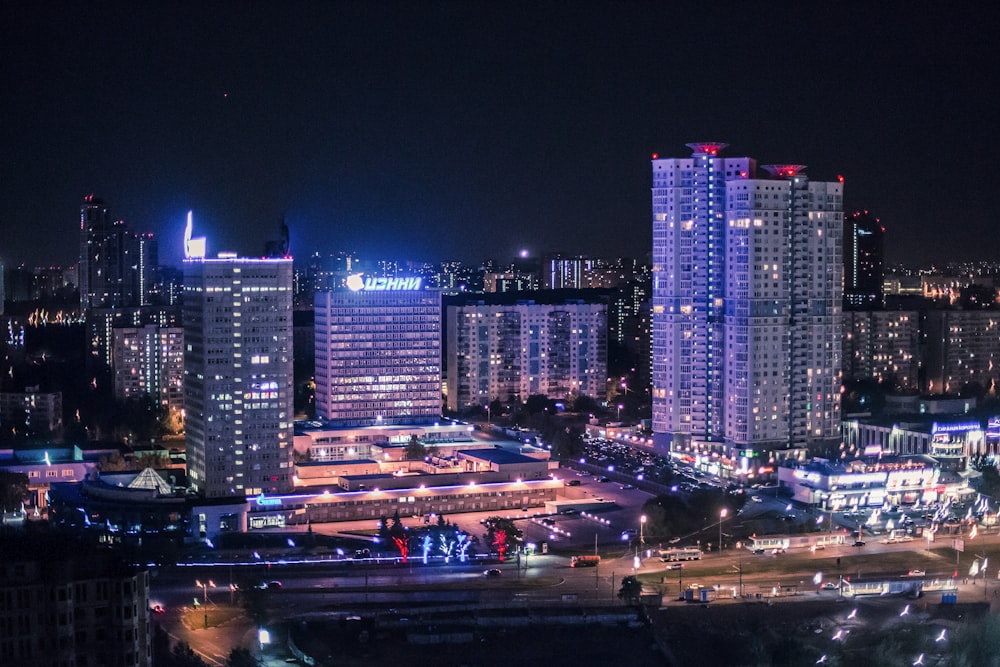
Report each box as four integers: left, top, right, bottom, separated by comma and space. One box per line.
4, 4, 1000, 269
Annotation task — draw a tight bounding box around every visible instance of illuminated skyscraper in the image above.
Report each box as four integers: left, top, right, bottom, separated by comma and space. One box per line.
651, 143, 843, 466
314, 276, 441, 424
79, 195, 127, 312
183, 254, 294, 498
78, 195, 159, 312
844, 210, 885, 309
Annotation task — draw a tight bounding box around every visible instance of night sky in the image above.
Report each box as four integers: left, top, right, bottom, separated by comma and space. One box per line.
3, 3, 997, 269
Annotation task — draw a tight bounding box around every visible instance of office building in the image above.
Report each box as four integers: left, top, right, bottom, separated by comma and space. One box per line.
183, 254, 294, 498
651, 143, 843, 465
112, 325, 184, 411
314, 277, 441, 424
445, 292, 607, 411
844, 210, 885, 309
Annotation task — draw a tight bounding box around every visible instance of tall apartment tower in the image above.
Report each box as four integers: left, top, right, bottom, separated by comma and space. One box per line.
314, 277, 441, 424
445, 293, 607, 410
112, 325, 184, 411
79, 195, 128, 312
843, 210, 885, 309
183, 255, 294, 498
651, 143, 843, 463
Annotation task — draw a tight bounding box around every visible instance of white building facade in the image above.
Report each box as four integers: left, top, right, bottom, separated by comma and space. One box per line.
183, 256, 294, 498
446, 298, 607, 411
652, 143, 842, 465
314, 279, 441, 424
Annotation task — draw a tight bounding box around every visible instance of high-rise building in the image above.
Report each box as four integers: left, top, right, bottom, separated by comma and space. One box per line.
126, 232, 158, 307
183, 255, 294, 498
844, 210, 885, 309
651, 143, 843, 464
924, 310, 1000, 394
842, 310, 919, 389
79, 195, 127, 312
78, 195, 159, 312
314, 277, 441, 424
112, 325, 184, 411
0, 533, 151, 667
445, 292, 607, 410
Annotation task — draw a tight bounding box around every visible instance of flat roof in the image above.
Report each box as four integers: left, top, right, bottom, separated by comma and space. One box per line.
456, 448, 540, 464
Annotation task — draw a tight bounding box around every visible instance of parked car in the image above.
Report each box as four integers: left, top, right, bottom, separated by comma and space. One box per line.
907, 569, 926, 577
483, 568, 502, 578
821, 582, 838, 590
852, 540, 866, 547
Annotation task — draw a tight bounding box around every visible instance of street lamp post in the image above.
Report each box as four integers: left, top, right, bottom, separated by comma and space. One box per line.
736, 541, 744, 598
719, 509, 728, 552
640, 514, 647, 548
195, 579, 215, 629
617, 404, 623, 421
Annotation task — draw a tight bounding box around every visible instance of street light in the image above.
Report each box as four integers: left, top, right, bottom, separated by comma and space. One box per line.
485, 404, 491, 423
195, 579, 215, 629
719, 509, 728, 552
640, 514, 647, 548
617, 404, 623, 420
736, 541, 744, 597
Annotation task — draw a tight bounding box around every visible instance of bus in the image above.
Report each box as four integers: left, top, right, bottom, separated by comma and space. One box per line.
746, 532, 848, 552
659, 548, 703, 562
570, 555, 601, 567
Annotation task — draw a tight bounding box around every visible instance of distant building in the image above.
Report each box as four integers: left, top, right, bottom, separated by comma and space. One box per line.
79, 195, 126, 312
314, 278, 441, 424
843, 211, 885, 309
183, 254, 294, 498
842, 310, 920, 389
0, 530, 152, 666
0, 443, 100, 514
483, 270, 538, 293
112, 325, 184, 411
0, 388, 63, 435
923, 310, 1000, 394
78, 195, 159, 313
779, 452, 971, 510
86, 306, 179, 371
651, 143, 843, 465
445, 292, 607, 411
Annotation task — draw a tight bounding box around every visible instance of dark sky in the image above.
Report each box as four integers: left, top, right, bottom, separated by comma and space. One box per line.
3, 2, 997, 269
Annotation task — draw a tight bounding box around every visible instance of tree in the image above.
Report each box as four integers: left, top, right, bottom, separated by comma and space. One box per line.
617, 575, 642, 604
482, 516, 522, 561
0, 471, 29, 512
388, 510, 410, 562
225, 647, 257, 667
551, 425, 584, 460
170, 641, 209, 667
159, 407, 184, 435
404, 434, 428, 461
